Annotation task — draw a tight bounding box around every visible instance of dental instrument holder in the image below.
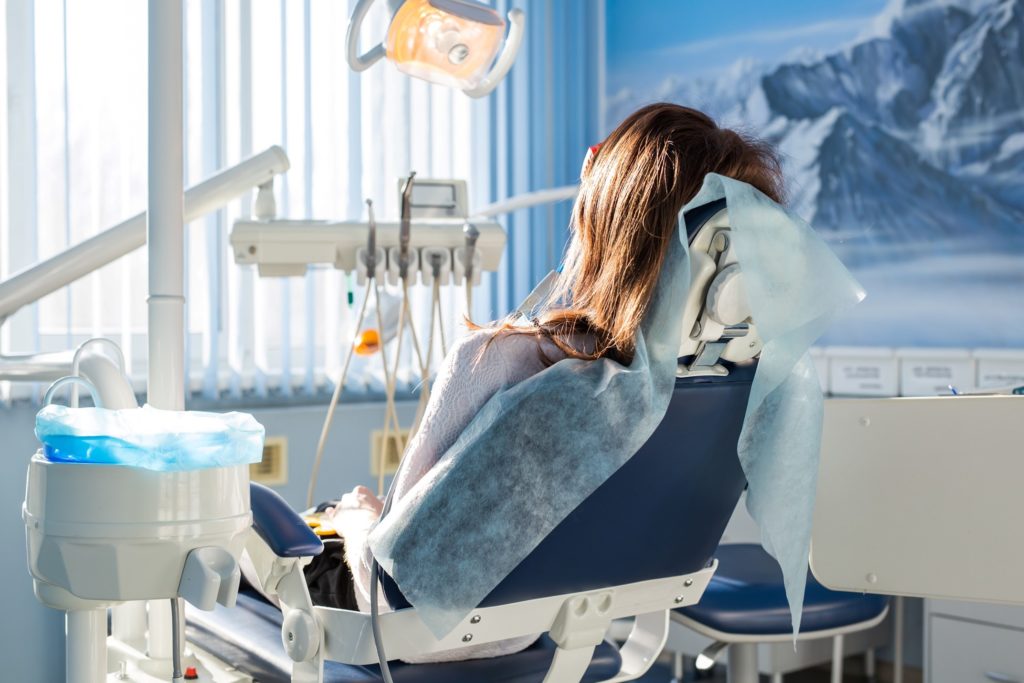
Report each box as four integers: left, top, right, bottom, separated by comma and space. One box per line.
231, 177, 505, 284
420, 247, 452, 285
24, 368, 251, 682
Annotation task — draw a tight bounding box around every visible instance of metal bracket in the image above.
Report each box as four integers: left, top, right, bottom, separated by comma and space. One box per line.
679, 323, 750, 377
543, 591, 615, 682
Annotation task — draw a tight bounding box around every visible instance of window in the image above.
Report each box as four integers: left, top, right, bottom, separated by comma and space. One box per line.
2, 0, 605, 405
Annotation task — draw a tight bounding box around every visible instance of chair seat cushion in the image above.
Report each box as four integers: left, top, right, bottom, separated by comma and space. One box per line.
186, 589, 621, 683
676, 544, 888, 635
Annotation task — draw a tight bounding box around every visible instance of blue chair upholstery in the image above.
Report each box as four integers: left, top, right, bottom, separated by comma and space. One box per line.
185, 588, 622, 683
677, 544, 889, 635
250, 482, 325, 558
380, 363, 753, 610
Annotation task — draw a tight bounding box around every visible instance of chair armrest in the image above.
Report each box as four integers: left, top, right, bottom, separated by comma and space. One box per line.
250, 482, 324, 558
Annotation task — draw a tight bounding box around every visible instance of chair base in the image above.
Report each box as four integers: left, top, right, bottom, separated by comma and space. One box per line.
727, 643, 759, 683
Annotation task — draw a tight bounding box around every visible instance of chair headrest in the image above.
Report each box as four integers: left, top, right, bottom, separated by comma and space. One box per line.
678, 202, 762, 376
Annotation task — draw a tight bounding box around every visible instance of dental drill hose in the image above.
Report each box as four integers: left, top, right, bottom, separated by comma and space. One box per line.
377, 272, 430, 496
463, 223, 479, 316
307, 283, 372, 507
370, 566, 394, 683
307, 199, 378, 508
370, 474, 402, 683
409, 253, 446, 436
170, 598, 184, 682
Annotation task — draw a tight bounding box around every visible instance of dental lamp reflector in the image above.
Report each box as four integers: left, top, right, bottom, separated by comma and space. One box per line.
347, 0, 525, 97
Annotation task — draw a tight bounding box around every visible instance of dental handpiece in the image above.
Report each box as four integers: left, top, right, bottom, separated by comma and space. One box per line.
463, 222, 480, 284
398, 172, 416, 280
365, 199, 377, 281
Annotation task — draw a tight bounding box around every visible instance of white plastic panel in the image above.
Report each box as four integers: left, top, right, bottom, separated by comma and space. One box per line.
929, 617, 1024, 683
825, 347, 898, 397
230, 217, 505, 279
810, 396, 1024, 605
896, 347, 974, 396
973, 348, 1024, 389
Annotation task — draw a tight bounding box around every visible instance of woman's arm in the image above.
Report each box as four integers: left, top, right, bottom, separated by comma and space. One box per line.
333, 329, 538, 610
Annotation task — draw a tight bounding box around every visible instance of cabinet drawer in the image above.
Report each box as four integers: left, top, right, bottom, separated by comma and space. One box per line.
929, 600, 1024, 630
930, 616, 1024, 683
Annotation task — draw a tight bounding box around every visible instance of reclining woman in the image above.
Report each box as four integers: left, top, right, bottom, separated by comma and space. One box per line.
314, 102, 784, 661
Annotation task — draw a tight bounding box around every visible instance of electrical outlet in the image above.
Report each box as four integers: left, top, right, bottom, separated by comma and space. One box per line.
370, 429, 410, 476
251, 436, 288, 485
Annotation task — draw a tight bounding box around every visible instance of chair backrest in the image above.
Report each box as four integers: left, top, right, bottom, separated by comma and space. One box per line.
478, 364, 751, 606
382, 197, 752, 609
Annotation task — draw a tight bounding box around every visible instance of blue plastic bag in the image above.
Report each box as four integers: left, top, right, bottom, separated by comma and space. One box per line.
35, 404, 265, 471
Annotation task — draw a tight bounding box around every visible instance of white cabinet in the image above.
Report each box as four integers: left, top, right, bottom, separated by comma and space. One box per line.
926, 599, 1024, 683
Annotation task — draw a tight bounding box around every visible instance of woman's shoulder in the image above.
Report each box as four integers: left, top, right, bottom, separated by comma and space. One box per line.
450, 326, 538, 362
446, 325, 560, 378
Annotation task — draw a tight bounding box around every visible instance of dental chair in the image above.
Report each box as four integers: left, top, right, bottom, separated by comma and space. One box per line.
183, 201, 764, 682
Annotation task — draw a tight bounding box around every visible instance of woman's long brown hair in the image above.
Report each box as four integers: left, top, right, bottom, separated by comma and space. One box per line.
474, 103, 785, 365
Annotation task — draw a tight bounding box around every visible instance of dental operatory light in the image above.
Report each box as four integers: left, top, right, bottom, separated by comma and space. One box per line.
346, 0, 525, 97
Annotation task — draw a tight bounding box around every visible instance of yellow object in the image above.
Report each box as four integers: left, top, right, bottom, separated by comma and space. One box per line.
386, 0, 505, 91
313, 524, 338, 538
354, 328, 382, 356
304, 516, 321, 528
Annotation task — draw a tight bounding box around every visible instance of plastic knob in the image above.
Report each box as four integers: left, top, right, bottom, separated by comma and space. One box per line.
282, 609, 320, 662
705, 264, 751, 326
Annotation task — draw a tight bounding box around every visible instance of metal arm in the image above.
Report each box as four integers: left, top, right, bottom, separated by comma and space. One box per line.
0, 145, 289, 325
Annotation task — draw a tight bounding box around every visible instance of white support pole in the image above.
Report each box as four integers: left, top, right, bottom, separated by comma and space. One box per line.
148, 0, 185, 410
831, 634, 844, 683
726, 643, 759, 683
66, 609, 106, 683
865, 647, 876, 679
111, 602, 148, 648
147, 0, 185, 664
672, 652, 684, 683
893, 596, 904, 683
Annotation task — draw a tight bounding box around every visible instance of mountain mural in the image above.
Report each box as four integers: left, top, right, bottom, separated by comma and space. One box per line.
607, 0, 1024, 346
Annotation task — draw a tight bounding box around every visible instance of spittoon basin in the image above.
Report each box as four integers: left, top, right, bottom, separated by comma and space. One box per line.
24, 453, 250, 605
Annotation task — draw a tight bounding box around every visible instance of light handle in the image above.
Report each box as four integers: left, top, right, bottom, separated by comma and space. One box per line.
463, 8, 525, 98
346, 0, 387, 72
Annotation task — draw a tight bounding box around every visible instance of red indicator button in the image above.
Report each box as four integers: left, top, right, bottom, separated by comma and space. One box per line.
184, 666, 199, 680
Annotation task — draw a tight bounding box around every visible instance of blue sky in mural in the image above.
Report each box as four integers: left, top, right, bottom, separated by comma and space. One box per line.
604, 0, 1024, 348
607, 0, 889, 92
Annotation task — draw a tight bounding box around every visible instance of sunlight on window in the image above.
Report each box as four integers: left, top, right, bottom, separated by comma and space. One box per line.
3, 0, 481, 402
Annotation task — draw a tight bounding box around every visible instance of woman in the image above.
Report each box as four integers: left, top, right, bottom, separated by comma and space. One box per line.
316, 102, 784, 661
